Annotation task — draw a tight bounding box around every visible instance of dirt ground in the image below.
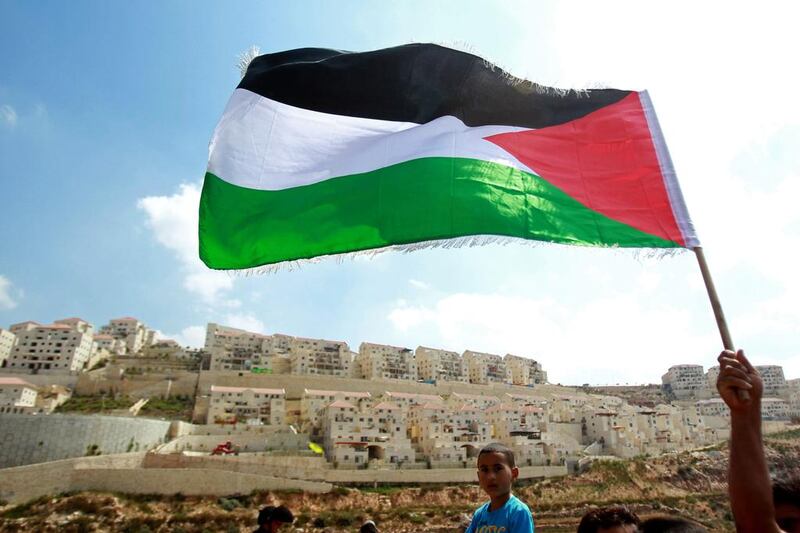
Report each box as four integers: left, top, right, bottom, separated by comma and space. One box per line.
2, 429, 798, 532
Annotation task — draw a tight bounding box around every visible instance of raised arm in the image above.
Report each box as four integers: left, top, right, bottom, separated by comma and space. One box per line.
717, 349, 782, 533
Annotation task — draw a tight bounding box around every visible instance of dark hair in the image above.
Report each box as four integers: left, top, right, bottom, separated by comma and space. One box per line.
773, 476, 800, 507
258, 505, 294, 526
640, 516, 707, 532
478, 442, 515, 468
577, 506, 641, 533
360, 520, 379, 533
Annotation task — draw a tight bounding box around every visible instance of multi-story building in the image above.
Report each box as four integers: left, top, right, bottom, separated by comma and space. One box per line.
320, 399, 417, 468
463, 350, 509, 385
100, 317, 156, 355
408, 402, 468, 465
486, 402, 547, 465
383, 391, 443, 410
92, 334, 126, 357
301, 389, 371, 432
707, 365, 787, 398
205, 323, 270, 353
0, 376, 38, 414
696, 397, 789, 420
662, 364, 706, 399
356, 342, 417, 381
415, 346, 468, 383
5, 318, 94, 374
505, 354, 548, 386
0, 328, 17, 368
321, 399, 368, 466
706, 366, 720, 396
446, 392, 501, 411
207, 385, 285, 425
290, 337, 353, 377
756, 365, 787, 396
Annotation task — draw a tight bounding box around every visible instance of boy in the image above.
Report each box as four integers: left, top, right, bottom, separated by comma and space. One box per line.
253, 505, 294, 533
717, 349, 800, 533
577, 506, 640, 533
466, 442, 535, 533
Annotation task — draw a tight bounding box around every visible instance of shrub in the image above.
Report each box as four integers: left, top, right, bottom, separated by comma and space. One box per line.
217, 498, 242, 512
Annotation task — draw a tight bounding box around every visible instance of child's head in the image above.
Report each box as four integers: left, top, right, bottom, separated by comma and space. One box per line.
476, 442, 518, 500
257, 505, 294, 532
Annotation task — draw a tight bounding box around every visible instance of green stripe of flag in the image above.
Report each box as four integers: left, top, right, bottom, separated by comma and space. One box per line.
200, 157, 679, 270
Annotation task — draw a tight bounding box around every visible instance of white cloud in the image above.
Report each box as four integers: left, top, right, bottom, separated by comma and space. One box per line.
0, 105, 17, 127
408, 279, 430, 290
138, 183, 235, 304
388, 291, 716, 385
223, 313, 265, 333
164, 325, 207, 348
0, 275, 19, 310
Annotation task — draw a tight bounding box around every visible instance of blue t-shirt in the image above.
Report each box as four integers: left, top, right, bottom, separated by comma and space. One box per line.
465, 494, 534, 533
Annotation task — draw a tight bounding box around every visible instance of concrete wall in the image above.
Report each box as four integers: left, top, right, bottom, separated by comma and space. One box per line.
71, 468, 330, 496
143, 453, 328, 481
0, 372, 78, 389
197, 371, 572, 401
0, 453, 330, 504
0, 414, 171, 468
156, 432, 308, 453
75, 370, 198, 399
0, 453, 146, 504
324, 464, 567, 484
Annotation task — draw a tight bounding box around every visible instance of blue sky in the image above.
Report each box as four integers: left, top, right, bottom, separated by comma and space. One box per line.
1, 1, 798, 385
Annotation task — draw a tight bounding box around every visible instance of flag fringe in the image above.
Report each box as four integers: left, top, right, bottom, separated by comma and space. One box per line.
219, 237, 685, 277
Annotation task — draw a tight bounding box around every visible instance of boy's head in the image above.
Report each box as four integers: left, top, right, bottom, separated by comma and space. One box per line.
774, 476, 800, 533
476, 442, 518, 500
257, 505, 294, 532
577, 506, 640, 533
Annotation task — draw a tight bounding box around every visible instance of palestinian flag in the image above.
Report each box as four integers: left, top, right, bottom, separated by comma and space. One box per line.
200, 44, 698, 270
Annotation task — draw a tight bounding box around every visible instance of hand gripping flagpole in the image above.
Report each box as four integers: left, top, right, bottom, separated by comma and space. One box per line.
694, 246, 750, 401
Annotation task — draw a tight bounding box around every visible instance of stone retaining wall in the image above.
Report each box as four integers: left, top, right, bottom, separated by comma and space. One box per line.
0, 414, 171, 468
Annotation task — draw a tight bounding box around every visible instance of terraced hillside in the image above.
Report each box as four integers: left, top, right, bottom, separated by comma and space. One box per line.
2, 429, 798, 532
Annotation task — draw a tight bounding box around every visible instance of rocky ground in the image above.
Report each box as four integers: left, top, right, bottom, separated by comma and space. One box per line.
2, 429, 799, 532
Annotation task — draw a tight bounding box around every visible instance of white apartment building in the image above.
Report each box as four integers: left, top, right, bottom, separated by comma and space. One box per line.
301, 389, 372, 432
0, 377, 38, 414
487, 402, 548, 466
205, 323, 270, 353
100, 317, 156, 355
789, 391, 800, 419
408, 402, 468, 466
356, 342, 417, 381
321, 400, 368, 466
707, 365, 788, 398
93, 334, 126, 356
209, 347, 274, 372
463, 350, 510, 385
696, 398, 789, 420
505, 354, 548, 386
662, 364, 706, 399
5, 318, 94, 374
446, 392, 501, 411
0, 328, 17, 368
207, 385, 286, 425
756, 365, 787, 396
383, 391, 443, 410
706, 366, 720, 396
415, 346, 468, 383
321, 399, 416, 467
290, 337, 353, 377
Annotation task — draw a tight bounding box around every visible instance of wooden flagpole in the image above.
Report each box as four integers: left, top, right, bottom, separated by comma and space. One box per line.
694, 246, 749, 400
